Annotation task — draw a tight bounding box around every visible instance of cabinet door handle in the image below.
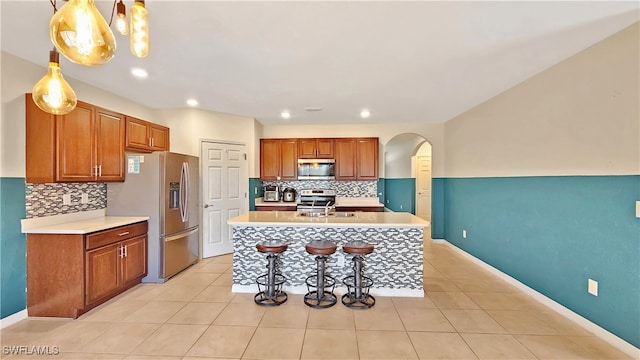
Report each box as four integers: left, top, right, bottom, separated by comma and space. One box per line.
118, 231, 130, 236
124, 245, 128, 257
98, 165, 102, 177
119, 246, 124, 258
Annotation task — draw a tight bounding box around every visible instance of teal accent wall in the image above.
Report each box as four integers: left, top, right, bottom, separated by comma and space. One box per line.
443, 175, 640, 347
432, 178, 445, 239
249, 178, 261, 211
0, 178, 27, 318
384, 178, 415, 214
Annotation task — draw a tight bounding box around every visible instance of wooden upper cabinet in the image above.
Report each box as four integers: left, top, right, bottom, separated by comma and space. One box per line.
356, 138, 379, 180
335, 138, 357, 180
26, 96, 56, 183
148, 123, 169, 151
26, 95, 125, 183
260, 139, 298, 180
56, 102, 96, 181
335, 137, 379, 180
298, 138, 334, 159
125, 116, 169, 152
95, 109, 125, 181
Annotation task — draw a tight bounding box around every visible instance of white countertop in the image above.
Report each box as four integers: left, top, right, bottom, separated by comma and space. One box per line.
228, 211, 429, 228
22, 209, 149, 234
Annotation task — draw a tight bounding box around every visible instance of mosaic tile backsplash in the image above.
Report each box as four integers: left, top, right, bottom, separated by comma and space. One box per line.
262, 180, 378, 198
26, 183, 107, 218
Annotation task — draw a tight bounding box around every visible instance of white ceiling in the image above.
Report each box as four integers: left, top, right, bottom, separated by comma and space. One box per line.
1, 1, 638, 125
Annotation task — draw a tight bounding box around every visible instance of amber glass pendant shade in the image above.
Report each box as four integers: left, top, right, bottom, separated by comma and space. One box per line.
32, 50, 78, 115
130, 0, 149, 58
116, 0, 128, 35
49, 0, 116, 66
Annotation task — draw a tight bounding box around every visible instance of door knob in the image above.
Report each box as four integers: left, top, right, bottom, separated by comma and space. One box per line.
204, 204, 211, 208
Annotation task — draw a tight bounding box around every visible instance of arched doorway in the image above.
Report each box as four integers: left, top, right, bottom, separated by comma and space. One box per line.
384, 133, 432, 222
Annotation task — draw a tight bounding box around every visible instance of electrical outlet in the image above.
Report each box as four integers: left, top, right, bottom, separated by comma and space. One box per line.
62, 194, 71, 205
636, 201, 640, 218
81, 193, 89, 204
337, 256, 345, 267
139, 155, 144, 163
400, 204, 403, 210
588, 279, 598, 296
462, 229, 467, 239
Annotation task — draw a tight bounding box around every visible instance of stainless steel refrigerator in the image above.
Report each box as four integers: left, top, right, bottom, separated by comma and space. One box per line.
107, 151, 199, 283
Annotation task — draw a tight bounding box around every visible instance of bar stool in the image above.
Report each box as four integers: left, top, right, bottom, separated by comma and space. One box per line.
304, 240, 338, 308
341, 241, 376, 309
254, 240, 288, 306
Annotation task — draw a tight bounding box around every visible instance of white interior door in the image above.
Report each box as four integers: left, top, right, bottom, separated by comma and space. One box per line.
201, 141, 248, 258
416, 155, 432, 222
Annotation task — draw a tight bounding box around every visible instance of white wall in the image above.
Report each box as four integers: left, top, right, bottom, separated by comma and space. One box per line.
444, 22, 639, 178
385, 133, 428, 178
262, 122, 445, 177
155, 108, 261, 177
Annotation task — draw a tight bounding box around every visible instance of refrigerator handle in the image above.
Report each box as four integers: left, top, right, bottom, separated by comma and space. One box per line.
180, 162, 189, 222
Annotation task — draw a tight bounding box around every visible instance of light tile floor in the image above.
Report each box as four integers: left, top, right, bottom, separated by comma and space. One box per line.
1, 239, 633, 359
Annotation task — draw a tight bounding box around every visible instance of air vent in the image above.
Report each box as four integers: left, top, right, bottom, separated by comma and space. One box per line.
304, 107, 323, 112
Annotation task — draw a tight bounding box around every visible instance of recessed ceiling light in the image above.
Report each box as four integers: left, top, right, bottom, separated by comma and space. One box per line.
281, 110, 291, 119
186, 98, 198, 107
131, 68, 148, 78
360, 109, 371, 118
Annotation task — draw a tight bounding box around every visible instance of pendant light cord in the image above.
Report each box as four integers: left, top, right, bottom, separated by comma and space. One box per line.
49, 0, 56, 12
108, 0, 117, 26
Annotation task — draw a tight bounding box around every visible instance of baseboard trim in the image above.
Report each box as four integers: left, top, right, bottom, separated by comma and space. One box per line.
437, 240, 640, 359
232, 285, 424, 298
0, 309, 28, 329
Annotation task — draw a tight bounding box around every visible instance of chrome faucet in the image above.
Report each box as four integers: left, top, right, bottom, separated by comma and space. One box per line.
324, 201, 334, 216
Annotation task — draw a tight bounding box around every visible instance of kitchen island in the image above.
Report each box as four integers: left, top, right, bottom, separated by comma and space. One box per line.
228, 211, 429, 297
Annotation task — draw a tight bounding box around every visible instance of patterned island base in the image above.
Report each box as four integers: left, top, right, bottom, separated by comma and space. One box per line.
231, 225, 424, 297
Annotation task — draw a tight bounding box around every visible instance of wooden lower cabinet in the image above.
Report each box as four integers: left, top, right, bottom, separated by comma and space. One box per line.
27, 221, 148, 318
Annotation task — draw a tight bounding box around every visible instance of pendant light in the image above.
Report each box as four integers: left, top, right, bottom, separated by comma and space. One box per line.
32, 49, 78, 115
130, 0, 149, 58
49, 0, 117, 66
115, 0, 128, 35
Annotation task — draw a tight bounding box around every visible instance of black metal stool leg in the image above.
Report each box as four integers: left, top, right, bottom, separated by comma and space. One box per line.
255, 253, 288, 306
304, 255, 337, 308
341, 255, 375, 309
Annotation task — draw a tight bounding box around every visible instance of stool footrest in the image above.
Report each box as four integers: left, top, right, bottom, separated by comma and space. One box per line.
304, 291, 338, 308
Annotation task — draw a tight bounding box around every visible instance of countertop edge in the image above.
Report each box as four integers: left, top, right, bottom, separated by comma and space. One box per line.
228, 221, 429, 229
22, 216, 150, 235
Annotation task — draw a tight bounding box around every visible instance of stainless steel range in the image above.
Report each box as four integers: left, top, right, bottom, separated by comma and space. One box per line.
297, 189, 336, 212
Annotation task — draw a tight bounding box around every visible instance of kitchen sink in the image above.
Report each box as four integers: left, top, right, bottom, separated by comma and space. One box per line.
296, 211, 356, 218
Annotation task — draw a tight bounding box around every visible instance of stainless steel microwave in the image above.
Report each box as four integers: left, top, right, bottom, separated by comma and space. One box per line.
297, 159, 335, 180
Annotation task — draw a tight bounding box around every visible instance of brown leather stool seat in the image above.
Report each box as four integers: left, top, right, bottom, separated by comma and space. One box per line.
341, 241, 375, 309
305, 240, 337, 256
342, 241, 374, 255
254, 240, 289, 306
256, 240, 289, 254
304, 240, 338, 308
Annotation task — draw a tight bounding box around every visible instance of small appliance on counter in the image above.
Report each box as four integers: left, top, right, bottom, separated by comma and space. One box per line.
282, 187, 297, 202
263, 185, 281, 202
